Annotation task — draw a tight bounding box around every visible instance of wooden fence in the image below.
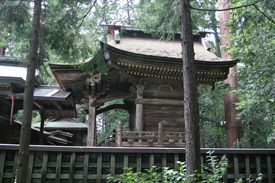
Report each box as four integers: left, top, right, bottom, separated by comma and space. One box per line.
0, 144, 274, 183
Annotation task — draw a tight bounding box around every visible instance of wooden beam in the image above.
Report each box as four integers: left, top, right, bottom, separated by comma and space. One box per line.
33, 101, 44, 110
87, 97, 97, 146
136, 98, 185, 106
143, 90, 184, 98
52, 101, 63, 110
96, 104, 128, 115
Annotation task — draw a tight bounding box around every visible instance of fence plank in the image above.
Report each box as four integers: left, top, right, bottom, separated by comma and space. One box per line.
123, 154, 128, 173
161, 153, 166, 167
83, 153, 89, 183
11, 152, 18, 183
200, 156, 204, 173
41, 152, 48, 182
245, 155, 250, 179
69, 152, 76, 183
174, 153, 179, 170
223, 167, 228, 183
26, 152, 34, 183
267, 155, 272, 183
56, 152, 62, 183
137, 153, 141, 172
0, 151, 6, 183
149, 154, 154, 168
110, 154, 115, 176
96, 153, 102, 183
256, 156, 262, 183
234, 156, 240, 180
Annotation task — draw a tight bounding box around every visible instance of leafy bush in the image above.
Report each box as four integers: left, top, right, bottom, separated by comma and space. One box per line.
107, 151, 262, 183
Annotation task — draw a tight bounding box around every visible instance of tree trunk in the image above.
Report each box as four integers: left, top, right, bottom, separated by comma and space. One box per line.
179, 0, 201, 176
0, 47, 6, 56
218, 0, 241, 148
17, 0, 41, 182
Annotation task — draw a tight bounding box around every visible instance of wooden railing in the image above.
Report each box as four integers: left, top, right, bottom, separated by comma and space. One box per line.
0, 144, 274, 183
114, 122, 185, 147
119, 131, 185, 147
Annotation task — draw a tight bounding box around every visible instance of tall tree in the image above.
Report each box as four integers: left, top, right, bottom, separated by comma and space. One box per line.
17, 0, 41, 182
179, 0, 201, 177
230, 0, 274, 147
218, 0, 241, 148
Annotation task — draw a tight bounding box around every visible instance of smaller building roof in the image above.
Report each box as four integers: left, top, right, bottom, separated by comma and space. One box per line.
32, 118, 87, 130
13, 85, 71, 100
0, 56, 27, 80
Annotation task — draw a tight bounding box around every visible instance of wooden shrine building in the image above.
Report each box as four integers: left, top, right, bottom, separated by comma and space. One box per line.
49, 25, 237, 147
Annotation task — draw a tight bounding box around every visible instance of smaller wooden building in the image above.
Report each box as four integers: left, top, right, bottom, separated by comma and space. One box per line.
49, 25, 237, 147
0, 56, 80, 145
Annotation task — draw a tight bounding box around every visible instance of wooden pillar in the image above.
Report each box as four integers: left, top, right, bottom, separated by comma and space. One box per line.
87, 96, 97, 146
135, 85, 144, 132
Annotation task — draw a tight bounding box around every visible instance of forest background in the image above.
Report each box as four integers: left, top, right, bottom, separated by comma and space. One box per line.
0, 0, 274, 148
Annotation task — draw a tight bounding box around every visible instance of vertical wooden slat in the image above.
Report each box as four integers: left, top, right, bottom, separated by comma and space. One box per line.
110, 154, 115, 176
174, 153, 179, 170
26, 152, 34, 183
256, 156, 262, 183
0, 151, 6, 183
96, 153, 102, 183
56, 152, 62, 183
149, 154, 154, 168
11, 152, 18, 183
161, 154, 167, 168
137, 153, 141, 172
267, 155, 273, 183
41, 152, 48, 182
123, 154, 128, 173
83, 153, 89, 183
200, 155, 204, 173
69, 152, 76, 183
245, 155, 250, 179
234, 155, 240, 180
223, 167, 228, 183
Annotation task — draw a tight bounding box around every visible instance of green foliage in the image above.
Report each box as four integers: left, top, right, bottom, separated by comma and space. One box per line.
198, 83, 227, 148
133, 0, 210, 38
107, 151, 262, 183
14, 110, 41, 124
97, 99, 129, 142
230, 0, 275, 147
76, 49, 108, 76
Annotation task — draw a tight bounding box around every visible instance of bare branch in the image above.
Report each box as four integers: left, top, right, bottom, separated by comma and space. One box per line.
190, 0, 262, 12
253, 5, 275, 24
77, 0, 97, 28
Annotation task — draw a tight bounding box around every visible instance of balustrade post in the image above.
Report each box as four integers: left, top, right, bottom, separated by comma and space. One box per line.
158, 121, 163, 145
116, 122, 122, 146
179, 132, 183, 144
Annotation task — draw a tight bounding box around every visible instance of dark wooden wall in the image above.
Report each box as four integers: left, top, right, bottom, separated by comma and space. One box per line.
143, 83, 184, 132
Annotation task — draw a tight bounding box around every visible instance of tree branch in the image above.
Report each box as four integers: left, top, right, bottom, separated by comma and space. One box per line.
190, 0, 262, 12
253, 5, 275, 24
77, 0, 97, 28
